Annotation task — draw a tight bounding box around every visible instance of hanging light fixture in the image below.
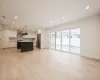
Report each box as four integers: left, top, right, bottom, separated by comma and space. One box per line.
22, 26, 28, 35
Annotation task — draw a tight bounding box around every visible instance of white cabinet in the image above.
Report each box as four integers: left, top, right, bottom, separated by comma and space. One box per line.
8, 30, 17, 37
0, 28, 2, 50
2, 29, 17, 48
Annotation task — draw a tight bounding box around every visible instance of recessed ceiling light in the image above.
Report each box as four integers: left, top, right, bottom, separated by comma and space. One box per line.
86, 5, 90, 10
43, 25, 44, 26
62, 17, 64, 19
50, 21, 52, 23
15, 16, 18, 19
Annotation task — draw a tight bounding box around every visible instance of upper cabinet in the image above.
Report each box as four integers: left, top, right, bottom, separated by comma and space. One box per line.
2, 29, 17, 38
8, 30, 17, 37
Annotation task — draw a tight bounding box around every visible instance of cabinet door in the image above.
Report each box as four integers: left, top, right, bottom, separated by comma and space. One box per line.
9, 30, 17, 37
0, 28, 2, 50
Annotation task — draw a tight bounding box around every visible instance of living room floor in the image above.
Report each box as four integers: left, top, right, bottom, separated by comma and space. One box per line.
0, 48, 100, 80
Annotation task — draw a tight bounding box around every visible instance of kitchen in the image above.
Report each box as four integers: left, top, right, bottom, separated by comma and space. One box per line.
1, 27, 37, 52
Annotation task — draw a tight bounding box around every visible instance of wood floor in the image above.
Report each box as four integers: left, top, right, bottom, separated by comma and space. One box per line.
0, 48, 100, 80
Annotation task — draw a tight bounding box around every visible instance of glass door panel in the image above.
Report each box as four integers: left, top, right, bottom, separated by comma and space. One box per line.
62, 30, 69, 52
70, 28, 80, 53
56, 31, 61, 50
51, 32, 56, 49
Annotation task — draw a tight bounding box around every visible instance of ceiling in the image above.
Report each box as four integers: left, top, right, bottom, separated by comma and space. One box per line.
0, 0, 100, 31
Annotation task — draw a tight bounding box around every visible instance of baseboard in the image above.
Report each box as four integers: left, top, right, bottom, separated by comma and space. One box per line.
47, 48, 100, 61
80, 55, 100, 61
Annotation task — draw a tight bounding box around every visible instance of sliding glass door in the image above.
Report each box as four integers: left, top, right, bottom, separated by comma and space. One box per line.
70, 28, 80, 53
50, 28, 80, 54
56, 31, 61, 50
62, 30, 69, 52
51, 32, 56, 49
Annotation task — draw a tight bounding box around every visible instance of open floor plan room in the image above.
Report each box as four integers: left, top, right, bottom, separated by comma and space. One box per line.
0, 0, 100, 80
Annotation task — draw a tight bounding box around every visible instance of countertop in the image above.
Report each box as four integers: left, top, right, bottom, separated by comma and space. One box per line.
17, 40, 34, 42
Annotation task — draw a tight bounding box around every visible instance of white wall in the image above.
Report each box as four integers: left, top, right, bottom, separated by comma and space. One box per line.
41, 29, 50, 49
23, 31, 37, 46
43, 15, 100, 59
23, 32, 37, 38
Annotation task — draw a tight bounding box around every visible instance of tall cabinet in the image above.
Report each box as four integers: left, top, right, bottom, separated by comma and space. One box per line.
0, 27, 2, 50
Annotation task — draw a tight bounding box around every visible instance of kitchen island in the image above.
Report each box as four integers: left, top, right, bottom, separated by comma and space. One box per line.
17, 41, 33, 52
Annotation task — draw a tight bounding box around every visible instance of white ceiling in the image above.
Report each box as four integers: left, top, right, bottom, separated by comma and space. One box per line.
0, 0, 100, 31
